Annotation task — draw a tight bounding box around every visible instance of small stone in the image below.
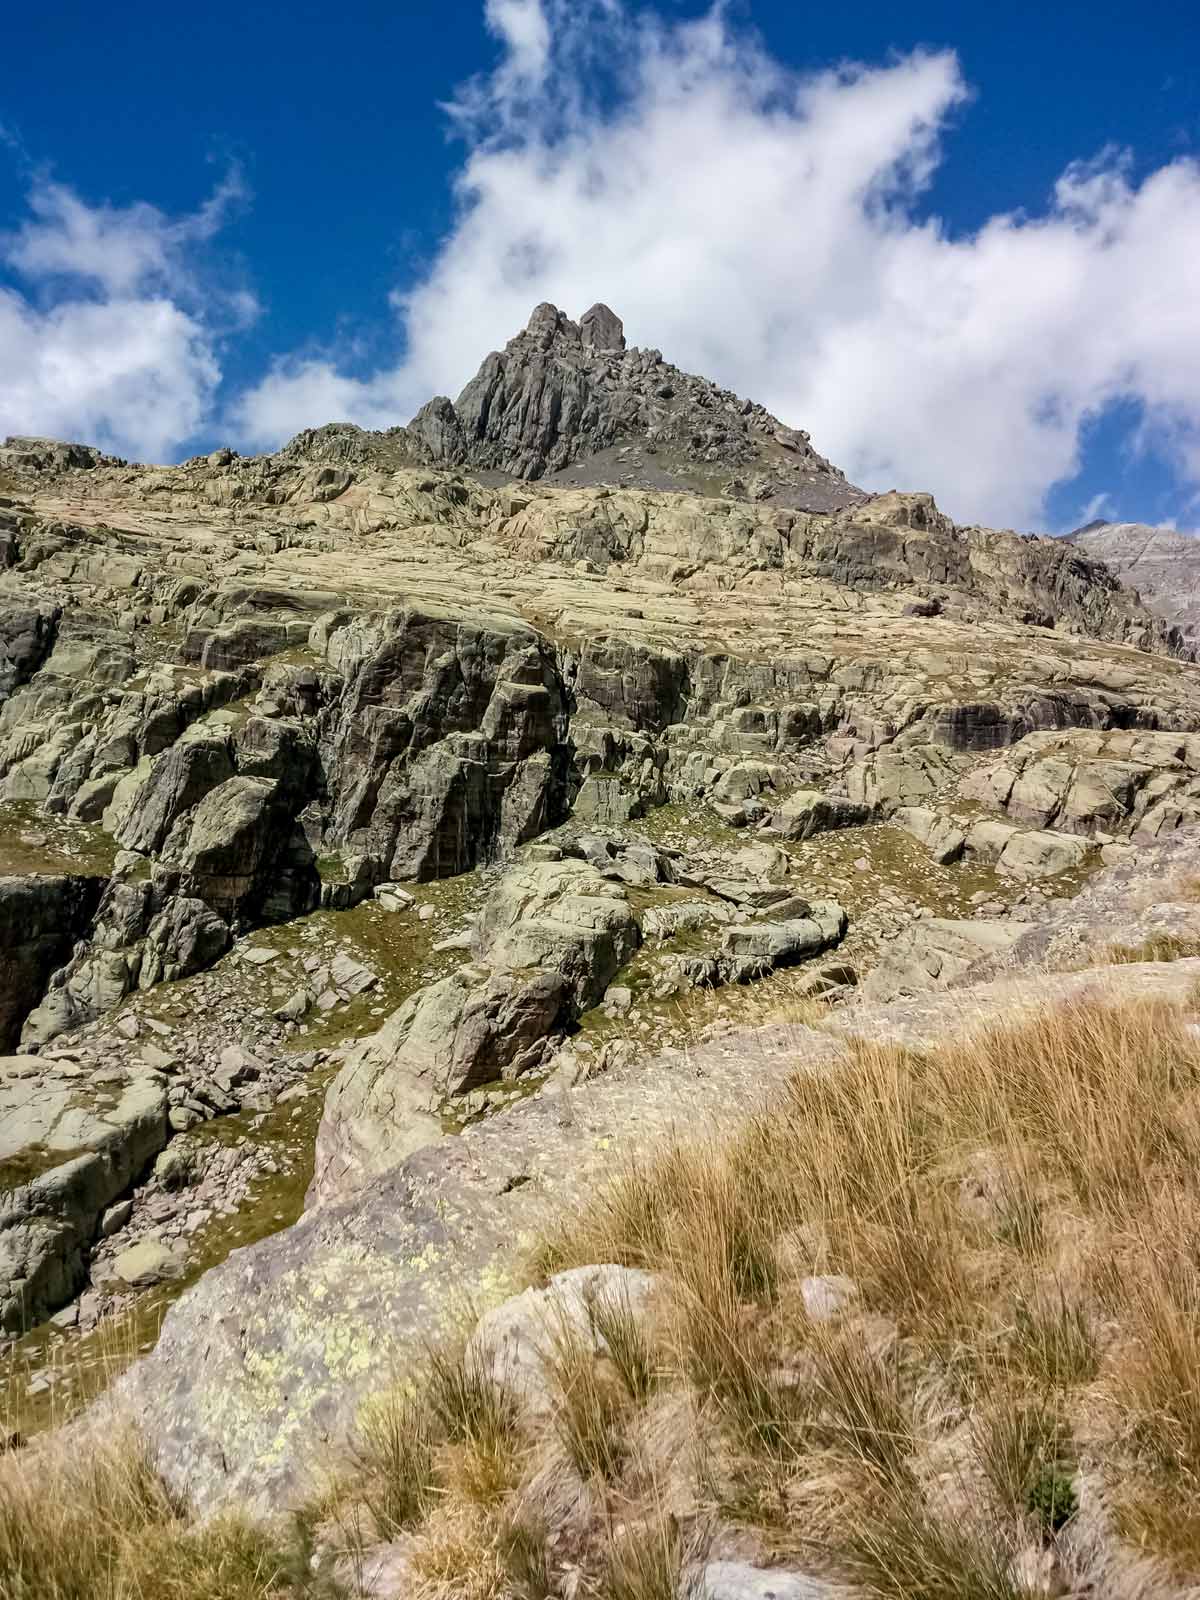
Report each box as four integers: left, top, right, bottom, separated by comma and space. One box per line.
243, 947, 279, 967
274, 988, 311, 1022
112, 1238, 186, 1288
101, 1200, 134, 1236
699, 1560, 836, 1599
526, 843, 563, 862
418, 904, 436, 922
194, 1078, 238, 1114
602, 984, 633, 1017
330, 953, 378, 994
169, 1105, 203, 1133
800, 1274, 859, 1321
115, 1014, 140, 1040
217, 1044, 262, 1084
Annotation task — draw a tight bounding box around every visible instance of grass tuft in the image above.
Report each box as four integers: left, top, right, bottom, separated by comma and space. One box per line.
591, 1289, 659, 1406
541, 1312, 628, 1482
0, 1426, 324, 1600
597, 1511, 684, 1600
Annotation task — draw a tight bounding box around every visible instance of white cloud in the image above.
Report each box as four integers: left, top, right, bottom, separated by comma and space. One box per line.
0, 291, 218, 461
483, 0, 552, 99
1078, 491, 1113, 526
233, 2, 1200, 529
0, 172, 249, 461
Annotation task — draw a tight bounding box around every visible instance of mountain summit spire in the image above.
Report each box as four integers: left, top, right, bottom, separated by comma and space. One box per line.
286, 301, 862, 512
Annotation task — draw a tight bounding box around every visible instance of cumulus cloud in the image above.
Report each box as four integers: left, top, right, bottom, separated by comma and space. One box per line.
233, 0, 1200, 529
0, 171, 250, 462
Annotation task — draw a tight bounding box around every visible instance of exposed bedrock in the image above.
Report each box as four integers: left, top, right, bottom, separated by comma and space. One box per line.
0, 872, 104, 1050
311, 859, 641, 1206
0, 1058, 168, 1332
321, 604, 572, 882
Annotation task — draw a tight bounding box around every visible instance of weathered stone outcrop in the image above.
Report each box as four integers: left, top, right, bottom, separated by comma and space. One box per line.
0, 872, 103, 1050
890, 806, 966, 864
311, 858, 640, 1206
321, 604, 571, 882
118, 957, 1200, 1515
20, 872, 239, 1045
312, 964, 570, 1205
1, 1058, 168, 1330
474, 859, 641, 1009
466, 1263, 661, 1417
864, 917, 1025, 1001
720, 902, 848, 981
960, 729, 1200, 842
1068, 519, 1200, 643
0, 601, 60, 697
768, 788, 869, 840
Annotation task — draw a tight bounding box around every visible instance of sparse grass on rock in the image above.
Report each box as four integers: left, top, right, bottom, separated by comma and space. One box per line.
520, 995, 1200, 1591
1106, 932, 1200, 964
8, 994, 1200, 1598
0, 1426, 333, 1600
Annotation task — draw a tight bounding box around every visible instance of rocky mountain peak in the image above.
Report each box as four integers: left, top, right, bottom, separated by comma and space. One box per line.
517, 300, 625, 352
1067, 519, 1200, 643
580, 301, 625, 350
270, 301, 865, 512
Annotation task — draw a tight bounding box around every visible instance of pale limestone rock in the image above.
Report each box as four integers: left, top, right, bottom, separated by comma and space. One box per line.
997, 829, 1090, 880
466, 1264, 660, 1417
891, 805, 966, 864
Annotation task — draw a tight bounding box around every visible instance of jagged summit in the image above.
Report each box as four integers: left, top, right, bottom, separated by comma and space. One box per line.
281, 300, 865, 512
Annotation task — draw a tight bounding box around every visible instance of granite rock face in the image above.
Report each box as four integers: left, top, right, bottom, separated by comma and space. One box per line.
0, 873, 103, 1050
311, 962, 570, 1205
474, 858, 641, 1009
5, 302, 1200, 1371
312, 859, 639, 1205
1068, 520, 1200, 643
0, 1056, 168, 1331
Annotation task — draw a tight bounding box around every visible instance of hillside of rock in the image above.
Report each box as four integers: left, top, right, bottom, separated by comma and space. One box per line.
5, 307, 1200, 1593
1067, 517, 1200, 641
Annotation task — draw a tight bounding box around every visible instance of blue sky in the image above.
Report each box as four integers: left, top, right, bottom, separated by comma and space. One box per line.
2, 0, 1198, 533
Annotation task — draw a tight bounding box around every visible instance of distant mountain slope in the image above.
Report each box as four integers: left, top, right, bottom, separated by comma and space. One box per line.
1066, 520, 1200, 641
279, 301, 866, 513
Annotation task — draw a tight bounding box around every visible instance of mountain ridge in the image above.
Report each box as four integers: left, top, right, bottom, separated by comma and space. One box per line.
1067, 517, 1200, 642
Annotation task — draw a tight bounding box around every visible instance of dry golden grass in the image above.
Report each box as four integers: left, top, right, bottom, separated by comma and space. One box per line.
526, 995, 1200, 1589
0, 1425, 330, 1600
597, 1511, 685, 1600
11, 994, 1200, 1597
1106, 933, 1200, 964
